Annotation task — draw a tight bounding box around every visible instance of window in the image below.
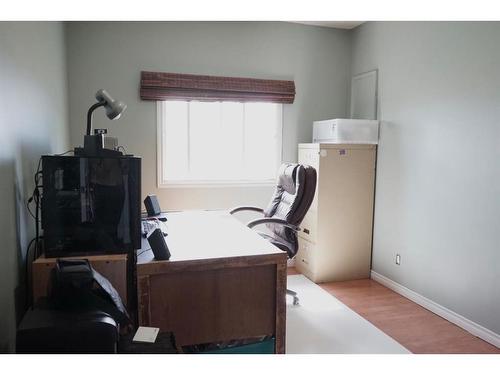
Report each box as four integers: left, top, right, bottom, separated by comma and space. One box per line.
157, 101, 283, 187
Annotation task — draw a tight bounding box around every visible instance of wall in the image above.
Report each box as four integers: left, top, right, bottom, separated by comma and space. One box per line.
0, 22, 69, 352
351, 22, 500, 334
65, 22, 351, 210
1, 19, 498, 350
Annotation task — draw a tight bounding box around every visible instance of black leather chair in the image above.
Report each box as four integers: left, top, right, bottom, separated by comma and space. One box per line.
230, 163, 317, 305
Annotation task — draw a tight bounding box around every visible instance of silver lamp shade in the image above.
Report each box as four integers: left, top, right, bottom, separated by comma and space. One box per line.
95, 89, 127, 120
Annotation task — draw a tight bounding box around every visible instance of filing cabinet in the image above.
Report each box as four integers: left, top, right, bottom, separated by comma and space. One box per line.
297, 143, 376, 282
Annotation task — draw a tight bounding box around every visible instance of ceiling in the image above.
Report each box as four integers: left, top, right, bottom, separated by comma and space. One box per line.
291, 21, 364, 30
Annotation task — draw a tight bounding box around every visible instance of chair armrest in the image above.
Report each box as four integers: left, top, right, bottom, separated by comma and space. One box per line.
229, 206, 265, 215
246, 218, 300, 232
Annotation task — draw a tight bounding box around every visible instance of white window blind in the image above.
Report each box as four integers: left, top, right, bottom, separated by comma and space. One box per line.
157, 101, 283, 187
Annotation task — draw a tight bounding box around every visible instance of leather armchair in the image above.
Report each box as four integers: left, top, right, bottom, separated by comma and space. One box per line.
230, 163, 317, 305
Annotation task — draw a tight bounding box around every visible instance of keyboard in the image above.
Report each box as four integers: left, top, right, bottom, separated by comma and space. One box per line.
141, 220, 167, 238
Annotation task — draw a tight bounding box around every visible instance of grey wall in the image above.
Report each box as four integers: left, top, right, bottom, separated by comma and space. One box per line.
351, 22, 500, 334
0, 22, 69, 352
66, 22, 351, 210
3, 20, 497, 350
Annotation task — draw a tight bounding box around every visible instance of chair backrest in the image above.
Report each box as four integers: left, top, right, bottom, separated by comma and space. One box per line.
263, 163, 317, 257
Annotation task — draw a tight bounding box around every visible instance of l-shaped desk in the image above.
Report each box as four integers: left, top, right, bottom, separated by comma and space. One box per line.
136, 210, 288, 353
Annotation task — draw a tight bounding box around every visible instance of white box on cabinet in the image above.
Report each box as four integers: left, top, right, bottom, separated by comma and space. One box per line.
313, 118, 379, 144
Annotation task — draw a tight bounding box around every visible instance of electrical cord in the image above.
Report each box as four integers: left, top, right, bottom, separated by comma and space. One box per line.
34, 157, 42, 259
25, 150, 72, 306
26, 200, 37, 220
25, 236, 42, 307
137, 247, 152, 257
25, 238, 37, 277
55, 149, 74, 156
30, 150, 70, 225
24, 155, 43, 307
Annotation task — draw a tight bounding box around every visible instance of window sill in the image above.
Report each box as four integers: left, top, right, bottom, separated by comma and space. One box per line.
158, 180, 276, 189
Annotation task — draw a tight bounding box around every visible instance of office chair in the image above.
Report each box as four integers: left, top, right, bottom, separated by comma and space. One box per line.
230, 163, 317, 306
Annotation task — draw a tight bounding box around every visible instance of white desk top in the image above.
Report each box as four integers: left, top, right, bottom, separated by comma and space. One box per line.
137, 210, 283, 264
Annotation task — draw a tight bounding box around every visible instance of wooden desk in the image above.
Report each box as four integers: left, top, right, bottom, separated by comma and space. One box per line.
136, 210, 287, 353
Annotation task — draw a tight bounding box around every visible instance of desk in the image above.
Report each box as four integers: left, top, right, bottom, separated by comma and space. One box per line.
136, 210, 287, 353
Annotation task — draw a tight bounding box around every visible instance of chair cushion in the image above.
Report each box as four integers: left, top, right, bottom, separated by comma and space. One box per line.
264, 163, 304, 224
258, 232, 295, 257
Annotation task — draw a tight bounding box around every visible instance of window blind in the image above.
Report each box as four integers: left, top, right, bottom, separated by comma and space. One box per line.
140, 71, 295, 103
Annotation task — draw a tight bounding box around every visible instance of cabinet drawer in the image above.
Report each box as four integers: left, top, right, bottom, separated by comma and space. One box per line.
296, 238, 315, 275
298, 210, 317, 243
298, 148, 319, 170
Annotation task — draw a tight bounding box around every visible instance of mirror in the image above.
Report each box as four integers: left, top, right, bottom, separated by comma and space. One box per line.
350, 69, 378, 120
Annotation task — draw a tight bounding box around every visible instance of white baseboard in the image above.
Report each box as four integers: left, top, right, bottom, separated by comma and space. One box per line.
370, 270, 500, 349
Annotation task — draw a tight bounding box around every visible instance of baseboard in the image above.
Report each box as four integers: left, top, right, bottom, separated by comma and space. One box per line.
370, 270, 500, 349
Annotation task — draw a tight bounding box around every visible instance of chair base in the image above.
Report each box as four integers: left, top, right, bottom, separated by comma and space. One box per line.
287, 289, 299, 306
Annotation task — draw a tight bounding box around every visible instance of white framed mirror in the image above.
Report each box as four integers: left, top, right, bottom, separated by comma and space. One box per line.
350, 69, 378, 120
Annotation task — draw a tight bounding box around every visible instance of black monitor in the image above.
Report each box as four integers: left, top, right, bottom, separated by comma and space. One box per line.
41, 155, 141, 257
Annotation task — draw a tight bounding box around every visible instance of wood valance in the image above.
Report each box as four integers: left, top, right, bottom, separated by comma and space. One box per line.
140, 71, 295, 103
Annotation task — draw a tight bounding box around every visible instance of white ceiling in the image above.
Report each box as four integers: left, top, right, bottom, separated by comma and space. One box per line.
291, 21, 364, 30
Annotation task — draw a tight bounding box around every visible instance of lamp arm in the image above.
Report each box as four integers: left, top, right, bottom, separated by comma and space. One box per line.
86, 102, 106, 136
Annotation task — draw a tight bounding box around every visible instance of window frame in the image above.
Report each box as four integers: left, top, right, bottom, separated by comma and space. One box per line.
157, 101, 283, 188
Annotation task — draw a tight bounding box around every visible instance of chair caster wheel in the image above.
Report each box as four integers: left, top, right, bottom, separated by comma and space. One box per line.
293, 296, 300, 306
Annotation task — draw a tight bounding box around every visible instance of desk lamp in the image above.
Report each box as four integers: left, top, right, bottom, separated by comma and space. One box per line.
86, 89, 127, 136
75, 89, 127, 157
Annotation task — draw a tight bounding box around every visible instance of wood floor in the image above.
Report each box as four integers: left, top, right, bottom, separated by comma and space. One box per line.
288, 268, 500, 354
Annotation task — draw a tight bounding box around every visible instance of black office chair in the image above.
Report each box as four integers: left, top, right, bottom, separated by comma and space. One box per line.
230, 163, 317, 306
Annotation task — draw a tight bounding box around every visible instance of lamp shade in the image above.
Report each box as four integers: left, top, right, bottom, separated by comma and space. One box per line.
95, 89, 127, 120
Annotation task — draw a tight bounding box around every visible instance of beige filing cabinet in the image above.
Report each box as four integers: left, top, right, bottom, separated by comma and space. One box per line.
296, 143, 376, 282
